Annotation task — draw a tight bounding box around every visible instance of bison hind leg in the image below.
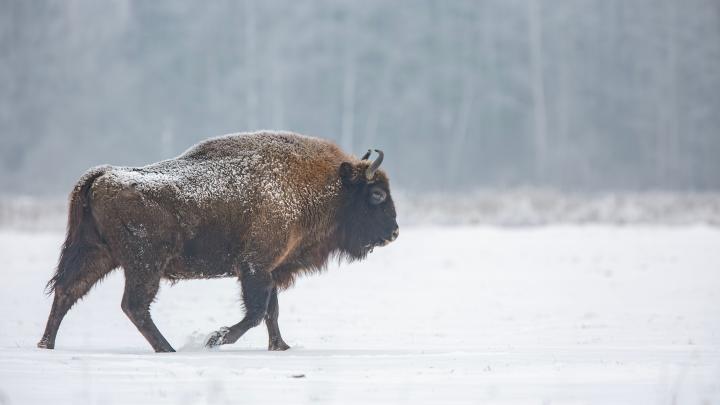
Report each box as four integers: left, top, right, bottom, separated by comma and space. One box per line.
121, 268, 175, 353
38, 246, 115, 349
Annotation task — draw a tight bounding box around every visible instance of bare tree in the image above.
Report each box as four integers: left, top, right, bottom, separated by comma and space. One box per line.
244, 0, 258, 130
340, 4, 356, 153
528, 0, 548, 181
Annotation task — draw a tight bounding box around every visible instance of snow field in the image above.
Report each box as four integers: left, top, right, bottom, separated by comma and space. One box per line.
0, 226, 719, 404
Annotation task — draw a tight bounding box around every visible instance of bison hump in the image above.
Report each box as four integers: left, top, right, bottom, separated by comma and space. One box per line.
178, 131, 341, 162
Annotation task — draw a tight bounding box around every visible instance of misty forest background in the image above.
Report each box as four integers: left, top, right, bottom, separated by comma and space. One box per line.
2, 0, 720, 197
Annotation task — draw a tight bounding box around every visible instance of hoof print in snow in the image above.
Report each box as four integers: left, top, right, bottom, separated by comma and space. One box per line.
204, 327, 230, 349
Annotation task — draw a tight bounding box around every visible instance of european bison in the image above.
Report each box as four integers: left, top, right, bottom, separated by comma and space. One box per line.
38, 131, 398, 352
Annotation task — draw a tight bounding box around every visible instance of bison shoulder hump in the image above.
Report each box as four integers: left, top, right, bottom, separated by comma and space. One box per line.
178, 131, 345, 163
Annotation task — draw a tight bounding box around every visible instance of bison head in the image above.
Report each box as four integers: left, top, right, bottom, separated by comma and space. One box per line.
337, 149, 399, 259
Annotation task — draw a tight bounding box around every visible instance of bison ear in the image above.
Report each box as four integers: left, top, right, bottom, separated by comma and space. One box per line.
339, 162, 362, 185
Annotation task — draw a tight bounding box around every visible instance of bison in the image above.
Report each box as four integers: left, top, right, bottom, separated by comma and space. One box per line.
38, 131, 398, 352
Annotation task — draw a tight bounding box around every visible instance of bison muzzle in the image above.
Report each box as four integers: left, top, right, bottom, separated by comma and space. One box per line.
38, 131, 398, 352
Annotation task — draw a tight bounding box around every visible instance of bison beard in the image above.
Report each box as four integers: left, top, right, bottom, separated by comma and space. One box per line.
37, 131, 399, 352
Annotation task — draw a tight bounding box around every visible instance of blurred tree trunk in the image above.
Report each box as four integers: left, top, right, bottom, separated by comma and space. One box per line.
340, 4, 356, 153
244, 0, 258, 130
528, 0, 548, 182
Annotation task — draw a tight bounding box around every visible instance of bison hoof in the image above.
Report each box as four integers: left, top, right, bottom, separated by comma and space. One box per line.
37, 339, 54, 350
268, 338, 290, 351
204, 327, 230, 348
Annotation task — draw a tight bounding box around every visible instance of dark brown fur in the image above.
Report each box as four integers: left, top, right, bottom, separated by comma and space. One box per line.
38, 132, 398, 352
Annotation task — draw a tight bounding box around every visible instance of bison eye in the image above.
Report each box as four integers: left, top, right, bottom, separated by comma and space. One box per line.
369, 188, 387, 205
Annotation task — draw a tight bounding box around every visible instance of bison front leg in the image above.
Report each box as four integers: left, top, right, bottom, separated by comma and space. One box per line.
205, 269, 273, 348
266, 287, 290, 351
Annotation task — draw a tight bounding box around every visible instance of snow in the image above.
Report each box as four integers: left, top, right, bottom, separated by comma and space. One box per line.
396, 190, 720, 226
1, 225, 719, 404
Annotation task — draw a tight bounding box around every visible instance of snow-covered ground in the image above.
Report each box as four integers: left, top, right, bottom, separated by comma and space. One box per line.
1, 226, 719, 404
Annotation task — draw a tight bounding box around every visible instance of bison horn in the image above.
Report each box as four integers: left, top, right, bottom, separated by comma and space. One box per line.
365, 149, 384, 180
360, 149, 372, 160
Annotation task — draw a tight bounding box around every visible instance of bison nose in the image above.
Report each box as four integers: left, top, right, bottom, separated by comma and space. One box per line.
389, 227, 399, 241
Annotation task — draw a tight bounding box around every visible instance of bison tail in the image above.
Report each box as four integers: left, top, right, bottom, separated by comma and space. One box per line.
45, 166, 110, 294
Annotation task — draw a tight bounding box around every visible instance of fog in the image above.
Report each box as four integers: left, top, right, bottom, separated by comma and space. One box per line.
2, 0, 720, 195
